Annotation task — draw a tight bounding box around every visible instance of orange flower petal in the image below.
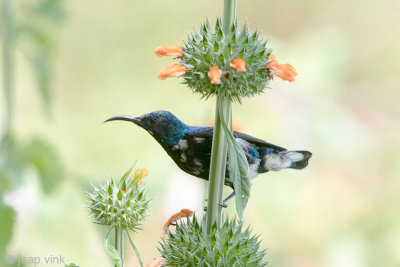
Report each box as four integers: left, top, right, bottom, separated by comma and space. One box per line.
154, 44, 183, 57
145, 258, 167, 267
134, 168, 149, 185
157, 63, 187, 80
208, 65, 222, 84
163, 208, 194, 234
230, 58, 246, 72
266, 54, 297, 82
207, 119, 244, 132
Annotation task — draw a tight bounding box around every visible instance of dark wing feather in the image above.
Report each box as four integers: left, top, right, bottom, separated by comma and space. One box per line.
233, 131, 287, 151
185, 127, 213, 158
187, 126, 286, 151
183, 127, 213, 179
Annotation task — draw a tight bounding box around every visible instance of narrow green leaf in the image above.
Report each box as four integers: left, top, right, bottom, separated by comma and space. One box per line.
119, 161, 137, 183
126, 230, 144, 267
132, 169, 145, 186
104, 238, 121, 267
216, 97, 250, 218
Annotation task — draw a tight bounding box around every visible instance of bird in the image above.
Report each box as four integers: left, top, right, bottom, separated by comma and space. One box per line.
105, 110, 312, 206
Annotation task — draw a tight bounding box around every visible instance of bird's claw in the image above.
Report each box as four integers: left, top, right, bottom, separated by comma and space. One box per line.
203, 203, 227, 212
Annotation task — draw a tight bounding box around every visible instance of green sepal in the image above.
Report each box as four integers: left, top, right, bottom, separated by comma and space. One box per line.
119, 161, 137, 183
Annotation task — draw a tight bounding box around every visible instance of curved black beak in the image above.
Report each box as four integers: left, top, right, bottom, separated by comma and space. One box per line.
104, 115, 142, 125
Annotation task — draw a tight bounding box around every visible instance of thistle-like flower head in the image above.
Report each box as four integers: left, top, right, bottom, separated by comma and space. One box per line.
159, 215, 268, 266
181, 19, 273, 102
87, 167, 150, 230
155, 18, 297, 102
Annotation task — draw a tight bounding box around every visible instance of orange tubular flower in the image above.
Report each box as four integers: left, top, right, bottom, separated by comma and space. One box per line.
163, 208, 194, 234
145, 258, 167, 267
266, 54, 297, 82
208, 65, 222, 84
230, 58, 246, 72
207, 119, 244, 132
154, 44, 183, 57
157, 63, 187, 80
134, 168, 149, 185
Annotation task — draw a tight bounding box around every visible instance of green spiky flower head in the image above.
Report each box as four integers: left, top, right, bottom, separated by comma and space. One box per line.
159, 215, 268, 266
87, 167, 150, 230
179, 18, 272, 102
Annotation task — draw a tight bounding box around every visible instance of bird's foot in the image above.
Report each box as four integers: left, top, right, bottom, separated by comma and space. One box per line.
203, 203, 228, 212
203, 199, 208, 211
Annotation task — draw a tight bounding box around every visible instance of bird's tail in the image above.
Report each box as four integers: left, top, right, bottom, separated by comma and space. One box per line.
264, 150, 312, 171
287, 150, 312, 169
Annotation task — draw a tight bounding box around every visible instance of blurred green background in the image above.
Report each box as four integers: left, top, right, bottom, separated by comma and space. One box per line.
1, 0, 400, 266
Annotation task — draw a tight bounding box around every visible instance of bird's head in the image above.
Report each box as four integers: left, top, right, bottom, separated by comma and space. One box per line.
105, 110, 188, 147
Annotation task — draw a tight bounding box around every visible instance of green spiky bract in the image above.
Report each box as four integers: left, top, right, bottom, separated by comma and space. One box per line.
179, 18, 272, 102
159, 215, 268, 266
87, 168, 150, 231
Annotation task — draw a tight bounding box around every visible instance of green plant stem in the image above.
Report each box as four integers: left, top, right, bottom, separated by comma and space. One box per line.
206, 97, 231, 231
126, 230, 144, 267
222, 0, 237, 33
206, 0, 237, 232
115, 228, 124, 267
1, 0, 15, 134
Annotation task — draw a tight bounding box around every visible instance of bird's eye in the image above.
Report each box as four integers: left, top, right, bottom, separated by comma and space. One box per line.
150, 117, 156, 124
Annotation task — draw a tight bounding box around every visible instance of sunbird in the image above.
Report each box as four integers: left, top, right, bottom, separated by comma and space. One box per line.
106, 111, 312, 205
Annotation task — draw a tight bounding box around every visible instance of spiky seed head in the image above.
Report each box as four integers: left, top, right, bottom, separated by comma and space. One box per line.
159, 215, 268, 266
87, 168, 150, 230
179, 18, 272, 102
